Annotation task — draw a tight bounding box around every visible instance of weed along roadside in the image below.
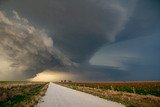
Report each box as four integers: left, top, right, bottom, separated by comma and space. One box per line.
0, 81, 49, 107
57, 81, 160, 107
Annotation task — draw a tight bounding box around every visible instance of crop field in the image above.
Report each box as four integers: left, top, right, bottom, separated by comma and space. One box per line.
0, 81, 48, 107
58, 81, 160, 107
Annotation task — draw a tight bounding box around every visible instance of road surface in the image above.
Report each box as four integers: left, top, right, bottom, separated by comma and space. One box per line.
37, 83, 125, 107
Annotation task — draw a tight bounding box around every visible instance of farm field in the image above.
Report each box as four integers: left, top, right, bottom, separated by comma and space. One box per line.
0, 81, 48, 107
57, 81, 160, 107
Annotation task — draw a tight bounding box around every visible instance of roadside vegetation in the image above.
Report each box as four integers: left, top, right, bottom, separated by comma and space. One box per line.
57, 81, 160, 107
0, 81, 48, 107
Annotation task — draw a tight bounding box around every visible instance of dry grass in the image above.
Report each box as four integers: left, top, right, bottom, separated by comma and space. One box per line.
18, 83, 49, 107
0, 81, 49, 107
59, 81, 160, 96
58, 82, 160, 107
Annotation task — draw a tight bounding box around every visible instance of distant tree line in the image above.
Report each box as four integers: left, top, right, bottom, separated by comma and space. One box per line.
60, 80, 72, 82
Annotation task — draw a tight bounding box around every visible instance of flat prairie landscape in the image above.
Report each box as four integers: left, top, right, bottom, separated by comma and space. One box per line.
0, 0, 160, 107
1, 81, 159, 107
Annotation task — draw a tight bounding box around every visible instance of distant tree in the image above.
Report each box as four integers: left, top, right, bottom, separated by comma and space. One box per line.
68, 80, 72, 82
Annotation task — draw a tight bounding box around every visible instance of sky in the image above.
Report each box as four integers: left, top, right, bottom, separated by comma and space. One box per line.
0, 0, 160, 81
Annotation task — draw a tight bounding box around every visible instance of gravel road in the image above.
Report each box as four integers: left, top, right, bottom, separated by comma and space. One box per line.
37, 83, 125, 107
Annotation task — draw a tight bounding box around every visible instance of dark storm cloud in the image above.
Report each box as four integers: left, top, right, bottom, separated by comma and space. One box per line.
1, 0, 137, 63
116, 0, 160, 42
91, 34, 160, 81
0, 0, 160, 81
0, 10, 75, 80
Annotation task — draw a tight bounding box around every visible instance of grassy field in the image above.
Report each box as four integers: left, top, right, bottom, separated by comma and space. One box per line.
57, 81, 160, 107
0, 81, 48, 107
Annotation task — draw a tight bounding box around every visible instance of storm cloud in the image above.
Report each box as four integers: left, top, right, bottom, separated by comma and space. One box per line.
1, 0, 137, 63
0, 0, 160, 81
0, 10, 75, 80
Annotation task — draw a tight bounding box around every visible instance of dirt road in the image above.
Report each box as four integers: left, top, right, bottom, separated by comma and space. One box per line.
37, 83, 125, 107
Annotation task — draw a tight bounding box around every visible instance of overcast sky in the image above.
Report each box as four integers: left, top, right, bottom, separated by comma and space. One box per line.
0, 0, 160, 81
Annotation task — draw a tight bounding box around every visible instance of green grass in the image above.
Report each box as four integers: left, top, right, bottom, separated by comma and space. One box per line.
0, 82, 48, 107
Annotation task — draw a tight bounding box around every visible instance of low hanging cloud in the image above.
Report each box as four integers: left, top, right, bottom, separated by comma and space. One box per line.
0, 10, 75, 80
0, 0, 142, 81
0, 0, 137, 63
46, 0, 137, 63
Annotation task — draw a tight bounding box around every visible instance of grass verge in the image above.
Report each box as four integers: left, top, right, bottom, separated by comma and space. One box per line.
58, 83, 160, 107
0, 82, 49, 107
